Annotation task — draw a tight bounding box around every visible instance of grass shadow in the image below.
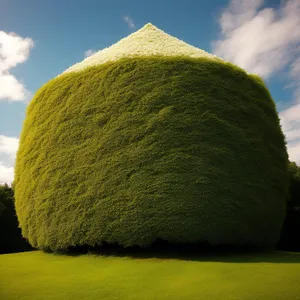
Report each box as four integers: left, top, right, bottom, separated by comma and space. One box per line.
51, 239, 300, 263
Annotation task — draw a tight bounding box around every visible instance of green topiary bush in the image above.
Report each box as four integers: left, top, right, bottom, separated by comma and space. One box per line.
14, 54, 289, 251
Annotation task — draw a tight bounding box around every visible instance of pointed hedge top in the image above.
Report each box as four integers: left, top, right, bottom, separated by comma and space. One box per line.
62, 23, 221, 74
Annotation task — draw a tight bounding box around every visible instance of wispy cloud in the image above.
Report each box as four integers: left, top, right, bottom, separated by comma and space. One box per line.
0, 31, 34, 101
0, 135, 19, 158
0, 135, 19, 184
279, 103, 300, 164
212, 0, 300, 164
0, 162, 14, 185
123, 16, 136, 29
212, 0, 300, 78
84, 49, 96, 58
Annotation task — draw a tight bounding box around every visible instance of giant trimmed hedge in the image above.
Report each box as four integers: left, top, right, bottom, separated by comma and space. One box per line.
14, 56, 289, 251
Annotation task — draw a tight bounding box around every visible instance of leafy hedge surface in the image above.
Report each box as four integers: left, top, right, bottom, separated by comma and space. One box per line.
14, 57, 289, 251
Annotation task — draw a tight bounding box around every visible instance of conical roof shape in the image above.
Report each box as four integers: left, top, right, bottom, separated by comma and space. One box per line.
63, 23, 220, 74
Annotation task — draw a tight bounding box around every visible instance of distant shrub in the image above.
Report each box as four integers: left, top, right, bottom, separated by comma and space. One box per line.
287, 162, 300, 208
15, 57, 289, 251
0, 184, 33, 254
278, 162, 300, 251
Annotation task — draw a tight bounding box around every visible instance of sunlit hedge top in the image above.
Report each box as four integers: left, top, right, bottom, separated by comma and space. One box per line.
14, 25, 289, 251
62, 23, 221, 74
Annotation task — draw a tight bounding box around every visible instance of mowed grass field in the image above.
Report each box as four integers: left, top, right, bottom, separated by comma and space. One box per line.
1, 250, 300, 300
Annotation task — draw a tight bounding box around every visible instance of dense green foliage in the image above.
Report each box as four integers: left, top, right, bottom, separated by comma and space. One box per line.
0, 184, 32, 254
1, 251, 300, 300
278, 162, 300, 251
287, 162, 300, 208
15, 56, 289, 251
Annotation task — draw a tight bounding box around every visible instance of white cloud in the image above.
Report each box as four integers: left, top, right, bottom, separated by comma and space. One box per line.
0, 30, 34, 101
0, 135, 19, 185
123, 16, 136, 29
219, 0, 264, 34
286, 141, 300, 164
279, 103, 300, 164
212, 0, 300, 78
213, 0, 300, 165
84, 49, 96, 58
0, 73, 31, 100
0, 135, 19, 158
0, 162, 14, 185
289, 56, 300, 103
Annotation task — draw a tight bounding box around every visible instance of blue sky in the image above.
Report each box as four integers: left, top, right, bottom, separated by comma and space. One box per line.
0, 0, 299, 183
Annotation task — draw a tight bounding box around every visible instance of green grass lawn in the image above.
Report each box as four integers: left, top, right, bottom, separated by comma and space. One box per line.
1, 250, 300, 300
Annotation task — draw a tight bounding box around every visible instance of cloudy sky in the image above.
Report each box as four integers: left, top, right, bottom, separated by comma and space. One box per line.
0, 0, 299, 184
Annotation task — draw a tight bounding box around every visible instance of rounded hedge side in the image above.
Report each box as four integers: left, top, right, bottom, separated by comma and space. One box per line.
14, 57, 289, 251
